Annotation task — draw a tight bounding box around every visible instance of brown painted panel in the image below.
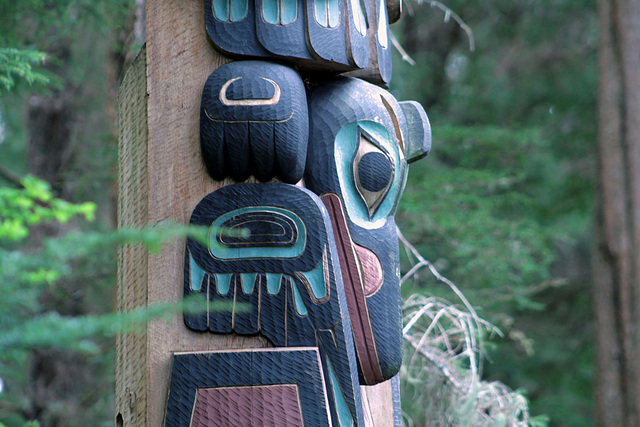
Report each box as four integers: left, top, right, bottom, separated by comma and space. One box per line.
191, 385, 304, 427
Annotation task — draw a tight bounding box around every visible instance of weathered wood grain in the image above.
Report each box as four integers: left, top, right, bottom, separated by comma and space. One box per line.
361, 374, 402, 426
116, 2, 271, 426
117, 46, 150, 427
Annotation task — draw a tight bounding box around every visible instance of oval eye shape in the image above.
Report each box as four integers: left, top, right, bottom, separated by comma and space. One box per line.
358, 152, 392, 192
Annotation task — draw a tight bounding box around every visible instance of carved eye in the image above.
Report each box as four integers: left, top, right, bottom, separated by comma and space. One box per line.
334, 120, 405, 227
352, 126, 394, 217
357, 152, 392, 192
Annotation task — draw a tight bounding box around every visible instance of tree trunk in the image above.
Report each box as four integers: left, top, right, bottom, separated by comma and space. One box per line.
594, 0, 640, 425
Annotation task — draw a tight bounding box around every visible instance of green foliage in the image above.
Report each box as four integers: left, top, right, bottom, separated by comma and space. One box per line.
0, 422, 39, 427
399, 125, 563, 311
0, 0, 133, 94
0, 176, 95, 240
0, 176, 222, 425
0, 49, 50, 92
0, 1, 137, 425
393, 0, 596, 424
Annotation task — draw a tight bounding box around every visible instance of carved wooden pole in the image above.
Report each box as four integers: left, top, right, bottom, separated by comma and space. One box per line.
116, 0, 430, 425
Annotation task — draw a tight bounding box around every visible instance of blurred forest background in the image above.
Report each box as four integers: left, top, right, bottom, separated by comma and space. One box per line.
0, 0, 600, 426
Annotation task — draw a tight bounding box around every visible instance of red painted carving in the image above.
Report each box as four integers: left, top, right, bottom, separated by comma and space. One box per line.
321, 193, 385, 384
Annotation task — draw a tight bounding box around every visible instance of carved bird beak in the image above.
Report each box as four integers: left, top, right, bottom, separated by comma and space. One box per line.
322, 193, 387, 385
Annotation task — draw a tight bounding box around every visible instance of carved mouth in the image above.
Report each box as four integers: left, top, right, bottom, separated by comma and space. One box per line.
321, 193, 385, 385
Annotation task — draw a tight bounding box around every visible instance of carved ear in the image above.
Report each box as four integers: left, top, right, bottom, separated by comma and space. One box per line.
399, 101, 431, 163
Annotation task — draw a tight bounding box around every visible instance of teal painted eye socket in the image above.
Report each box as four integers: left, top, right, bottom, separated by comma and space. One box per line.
213, 0, 248, 22
335, 120, 407, 228
209, 207, 306, 259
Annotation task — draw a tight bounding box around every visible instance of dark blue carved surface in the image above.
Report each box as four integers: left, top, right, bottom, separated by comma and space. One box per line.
304, 76, 431, 384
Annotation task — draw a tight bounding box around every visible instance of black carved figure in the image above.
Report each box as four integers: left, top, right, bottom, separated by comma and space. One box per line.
204, 0, 400, 84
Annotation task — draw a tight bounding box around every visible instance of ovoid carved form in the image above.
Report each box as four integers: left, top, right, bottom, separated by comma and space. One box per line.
200, 61, 308, 183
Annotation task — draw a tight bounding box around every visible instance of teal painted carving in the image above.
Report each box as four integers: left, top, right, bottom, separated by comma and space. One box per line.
334, 120, 406, 226
261, 0, 297, 24
209, 207, 307, 259
313, 0, 340, 28
204, 0, 398, 82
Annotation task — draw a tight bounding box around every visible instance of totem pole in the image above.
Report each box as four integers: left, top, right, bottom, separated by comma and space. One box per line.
117, 1, 430, 426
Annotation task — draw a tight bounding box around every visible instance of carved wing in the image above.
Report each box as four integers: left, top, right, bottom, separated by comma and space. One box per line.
184, 183, 364, 426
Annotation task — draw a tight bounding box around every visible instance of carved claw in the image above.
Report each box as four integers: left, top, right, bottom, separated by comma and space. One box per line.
200, 61, 308, 183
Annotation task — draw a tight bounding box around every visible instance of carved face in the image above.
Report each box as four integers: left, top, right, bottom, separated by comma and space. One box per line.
305, 76, 430, 384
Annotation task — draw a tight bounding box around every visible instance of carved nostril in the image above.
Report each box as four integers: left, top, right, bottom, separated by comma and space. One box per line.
354, 244, 384, 296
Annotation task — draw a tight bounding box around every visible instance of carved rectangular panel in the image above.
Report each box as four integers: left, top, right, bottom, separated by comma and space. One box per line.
165, 348, 332, 426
